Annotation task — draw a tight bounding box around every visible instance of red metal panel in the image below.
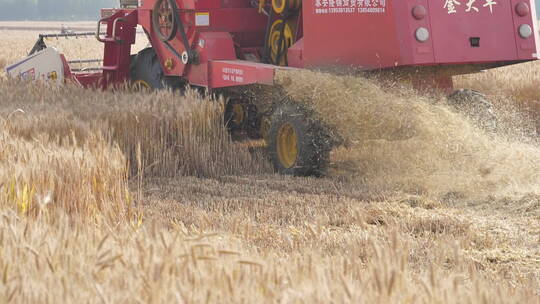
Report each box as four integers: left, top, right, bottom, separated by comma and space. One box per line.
510, 0, 540, 60
195, 32, 237, 62
209, 60, 278, 88
288, 38, 304, 68
135, 0, 540, 90
194, 0, 221, 9
393, 0, 435, 65
197, 9, 266, 33
186, 63, 209, 86
301, 0, 538, 70
186, 32, 237, 86
302, 0, 400, 69
197, 8, 267, 47
138, 1, 265, 78
428, 0, 517, 64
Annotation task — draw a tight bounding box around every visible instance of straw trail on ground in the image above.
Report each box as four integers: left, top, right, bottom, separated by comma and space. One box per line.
276, 70, 540, 199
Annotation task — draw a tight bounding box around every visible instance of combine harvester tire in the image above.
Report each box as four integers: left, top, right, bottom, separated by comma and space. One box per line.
130, 48, 183, 91
267, 103, 332, 176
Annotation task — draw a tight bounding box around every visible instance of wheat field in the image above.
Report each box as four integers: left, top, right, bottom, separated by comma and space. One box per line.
0, 25, 539, 303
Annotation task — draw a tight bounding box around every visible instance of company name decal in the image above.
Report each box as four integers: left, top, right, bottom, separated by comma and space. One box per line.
315, 0, 386, 14
444, 0, 498, 14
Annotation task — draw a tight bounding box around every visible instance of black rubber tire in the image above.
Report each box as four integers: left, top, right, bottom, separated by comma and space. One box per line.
448, 89, 498, 133
224, 99, 261, 139
130, 48, 183, 90
267, 103, 331, 176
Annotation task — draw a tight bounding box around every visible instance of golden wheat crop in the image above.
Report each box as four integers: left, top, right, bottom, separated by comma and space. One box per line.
0, 25, 539, 303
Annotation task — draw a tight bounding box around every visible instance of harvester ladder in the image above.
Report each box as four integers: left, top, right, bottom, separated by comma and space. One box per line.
96, 10, 138, 89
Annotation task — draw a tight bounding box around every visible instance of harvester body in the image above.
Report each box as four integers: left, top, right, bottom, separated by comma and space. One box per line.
107, 0, 539, 91
111, 0, 538, 90
7, 0, 540, 91
302, 1, 539, 69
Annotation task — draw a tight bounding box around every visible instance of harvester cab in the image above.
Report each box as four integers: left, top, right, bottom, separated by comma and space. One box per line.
5, 0, 540, 176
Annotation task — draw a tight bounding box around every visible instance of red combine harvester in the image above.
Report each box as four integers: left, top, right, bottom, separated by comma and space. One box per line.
6, 0, 540, 175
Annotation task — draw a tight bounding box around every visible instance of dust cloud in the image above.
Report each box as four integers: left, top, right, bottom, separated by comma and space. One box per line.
276, 70, 540, 199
